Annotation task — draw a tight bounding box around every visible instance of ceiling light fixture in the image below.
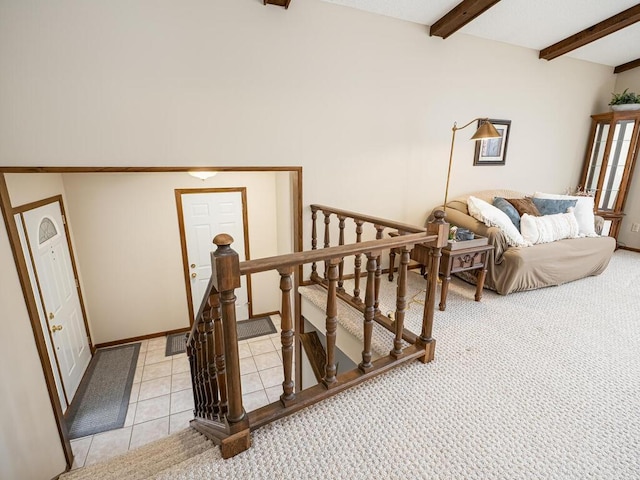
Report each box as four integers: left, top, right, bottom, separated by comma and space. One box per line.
188, 171, 218, 181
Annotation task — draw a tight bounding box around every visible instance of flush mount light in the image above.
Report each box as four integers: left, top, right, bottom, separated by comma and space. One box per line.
188, 171, 218, 180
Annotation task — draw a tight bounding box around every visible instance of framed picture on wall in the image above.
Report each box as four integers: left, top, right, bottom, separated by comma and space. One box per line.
474, 119, 511, 166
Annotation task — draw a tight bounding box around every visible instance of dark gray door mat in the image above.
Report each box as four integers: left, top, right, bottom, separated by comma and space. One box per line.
66, 343, 140, 439
237, 316, 277, 341
166, 316, 277, 356
166, 332, 189, 356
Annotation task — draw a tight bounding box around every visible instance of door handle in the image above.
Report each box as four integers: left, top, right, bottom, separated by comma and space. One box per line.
191, 273, 197, 278
49, 312, 55, 320
190, 264, 196, 268
51, 325, 63, 332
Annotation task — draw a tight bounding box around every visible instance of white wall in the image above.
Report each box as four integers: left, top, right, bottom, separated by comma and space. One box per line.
0, 220, 67, 480
60, 171, 281, 344
0, 1, 614, 225
275, 172, 293, 255
0, 0, 619, 476
4, 173, 66, 207
614, 69, 640, 249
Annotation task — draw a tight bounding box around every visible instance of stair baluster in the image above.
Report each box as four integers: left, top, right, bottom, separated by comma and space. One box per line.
352, 219, 364, 303
359, 253, 377, 372
337, 215, 346, 293
204, 294, 220, 418
311, 206, 318, 280
322, 260, 339, 387
195, 321, 207, 417
373, 225, 385, 313
391, 247, 410, 357
278, 267, 295, 405
211, 292, 228, 416
323, 211, 331, 283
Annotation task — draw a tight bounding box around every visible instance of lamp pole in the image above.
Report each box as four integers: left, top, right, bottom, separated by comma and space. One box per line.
442, 118, 500, 214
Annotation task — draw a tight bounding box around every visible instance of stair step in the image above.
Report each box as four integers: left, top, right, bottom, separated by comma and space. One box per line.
60, 428, 212, 480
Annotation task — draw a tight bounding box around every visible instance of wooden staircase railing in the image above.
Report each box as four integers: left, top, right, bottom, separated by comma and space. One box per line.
186, 208, 448, 458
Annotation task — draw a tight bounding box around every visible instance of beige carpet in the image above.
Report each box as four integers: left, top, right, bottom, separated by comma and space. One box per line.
65, 250, 640, 479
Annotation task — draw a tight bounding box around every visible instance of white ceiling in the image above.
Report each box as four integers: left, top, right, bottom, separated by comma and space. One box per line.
320, 0, 640, 68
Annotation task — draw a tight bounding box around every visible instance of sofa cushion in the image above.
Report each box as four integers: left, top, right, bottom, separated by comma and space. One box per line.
533, 192, 596, 237
467, 196, 531, 248
531, 197, 578, 216
493, 197, 521, 230
506, 198, 541, 217
520, 210, 580, 244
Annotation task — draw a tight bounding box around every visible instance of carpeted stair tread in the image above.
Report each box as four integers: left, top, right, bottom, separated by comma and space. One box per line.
61, 428, 212, 480
298, 272, 427, 356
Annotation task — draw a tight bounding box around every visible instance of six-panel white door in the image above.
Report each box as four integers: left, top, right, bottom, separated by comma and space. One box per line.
181, 191, 249, 321
22, 202, 91, 402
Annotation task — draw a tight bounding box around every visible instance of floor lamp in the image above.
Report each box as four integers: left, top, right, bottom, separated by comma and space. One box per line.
443, 118, 501, 214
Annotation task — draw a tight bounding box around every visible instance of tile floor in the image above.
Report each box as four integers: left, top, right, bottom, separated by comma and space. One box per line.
70, 315, 288, 469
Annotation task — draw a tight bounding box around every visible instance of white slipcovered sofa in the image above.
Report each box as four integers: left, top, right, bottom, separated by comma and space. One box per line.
431, 190, 616, 295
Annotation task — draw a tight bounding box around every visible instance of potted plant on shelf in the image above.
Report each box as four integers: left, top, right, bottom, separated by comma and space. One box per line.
609, 88, 640, 111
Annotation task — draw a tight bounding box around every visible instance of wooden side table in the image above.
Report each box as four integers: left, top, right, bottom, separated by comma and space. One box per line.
388, 238, 493, 311
438, 243, 493, 311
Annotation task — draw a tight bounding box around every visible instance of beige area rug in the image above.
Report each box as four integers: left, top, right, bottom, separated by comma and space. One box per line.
69, 251, 640, 479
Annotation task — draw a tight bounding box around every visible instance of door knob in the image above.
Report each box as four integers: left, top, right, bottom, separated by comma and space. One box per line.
51, 325, 63, 332
190, 264, 196, 268
48, 312, 55, 320
191, 273, 197, 278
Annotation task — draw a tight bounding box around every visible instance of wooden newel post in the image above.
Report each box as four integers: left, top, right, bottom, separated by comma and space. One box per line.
419, 210, 448, 364
211, 234, 245, 423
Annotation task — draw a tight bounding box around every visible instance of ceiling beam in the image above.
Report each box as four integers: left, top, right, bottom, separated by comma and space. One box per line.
429, 0, 501, 39
540, 4, 640, 61
614, 58, 640, 74
263, 0, 291, 8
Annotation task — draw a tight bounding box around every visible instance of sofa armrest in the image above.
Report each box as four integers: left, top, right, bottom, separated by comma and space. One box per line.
594, 215, 604, 236
439, 207, 510, 262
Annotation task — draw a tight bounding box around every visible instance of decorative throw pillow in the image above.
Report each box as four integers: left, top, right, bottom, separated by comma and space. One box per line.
467, 196, 530, 247
533, 192, 596, 237
520, 210, 580, 244
493, 197, 521, 230
505, 198, 541, 217
531, 197, 578, 216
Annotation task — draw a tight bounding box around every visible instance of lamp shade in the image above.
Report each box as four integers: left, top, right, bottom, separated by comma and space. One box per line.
470, 120, 501, 140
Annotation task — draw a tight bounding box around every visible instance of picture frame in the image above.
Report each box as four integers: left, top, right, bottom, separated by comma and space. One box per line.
473, 119, 511, 166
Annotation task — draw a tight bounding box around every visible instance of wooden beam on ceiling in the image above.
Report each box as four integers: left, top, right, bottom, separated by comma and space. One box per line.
540, 4, 640, 61
264, 0, 291, 9
429, 0, 501, 39
614, 57, 640, 74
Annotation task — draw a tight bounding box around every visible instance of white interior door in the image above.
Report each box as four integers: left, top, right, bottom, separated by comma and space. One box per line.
22, 201, 91, 403
181, 191, 250, 321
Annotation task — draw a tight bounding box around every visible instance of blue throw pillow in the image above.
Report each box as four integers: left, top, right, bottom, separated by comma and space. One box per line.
493, 197, 521, 230
531, 197, 577, 216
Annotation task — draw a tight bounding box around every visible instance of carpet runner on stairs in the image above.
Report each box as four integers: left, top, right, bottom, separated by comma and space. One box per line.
60, 428, 213, 480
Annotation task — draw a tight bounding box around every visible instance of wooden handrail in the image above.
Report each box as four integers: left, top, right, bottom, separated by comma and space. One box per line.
240, 231, 436, 275
187, 276, 215, 345
185, 206, 448, 460
311, 204, 426, 234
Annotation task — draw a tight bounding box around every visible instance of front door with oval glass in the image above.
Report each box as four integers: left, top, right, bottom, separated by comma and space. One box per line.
22, 201, 91, 404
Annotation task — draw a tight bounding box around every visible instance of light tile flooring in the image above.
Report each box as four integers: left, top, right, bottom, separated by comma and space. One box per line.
70, 315, 287, 470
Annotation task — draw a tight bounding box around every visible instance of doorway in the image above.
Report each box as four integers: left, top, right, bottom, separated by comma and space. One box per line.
0, 166, 302, 470
176, 188, 252, 322
14, 196, 92, 411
